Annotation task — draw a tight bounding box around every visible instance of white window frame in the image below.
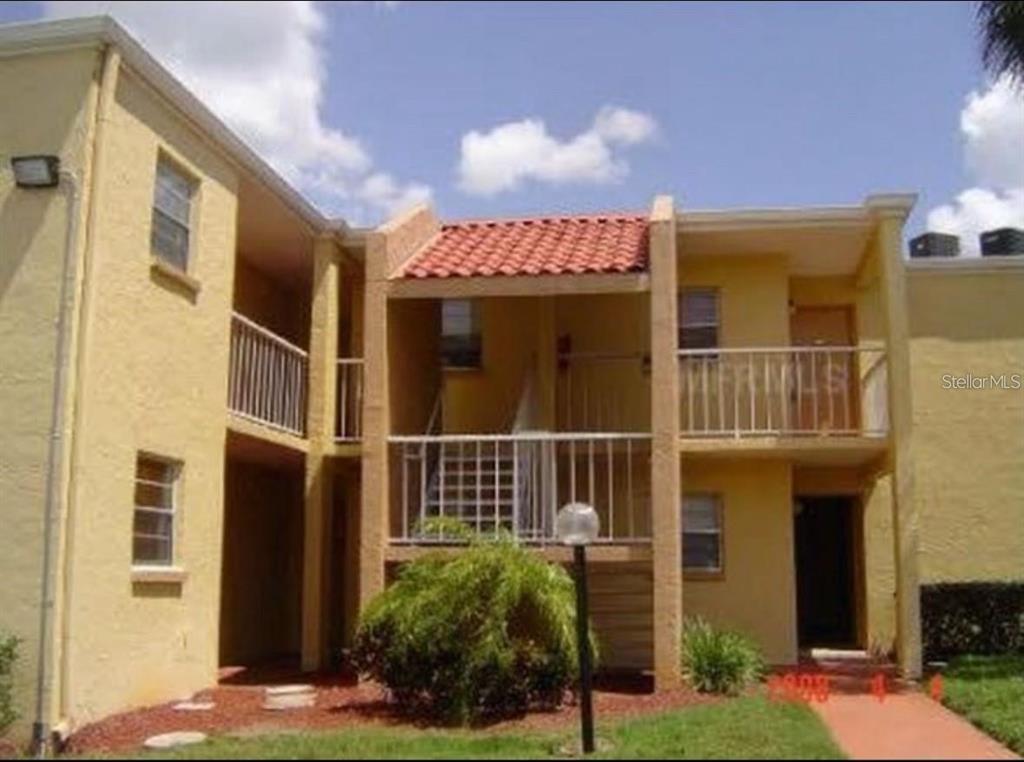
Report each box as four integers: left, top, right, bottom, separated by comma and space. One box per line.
132, 454, 180, 568
682, 492, 724, 575
150, 154, 196, 273
679, 288, 720, 352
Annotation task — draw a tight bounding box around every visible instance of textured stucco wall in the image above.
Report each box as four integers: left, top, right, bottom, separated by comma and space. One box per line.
232, 258, 310, 348
862, 474, 897, 654
60, 66, 238, 725
678, 254, 790, 346
555, 292, 650, 431
681, 460, 798, 665
908, 267, 1024, 585
0, 46, 101, 743
442, 297, 539, 433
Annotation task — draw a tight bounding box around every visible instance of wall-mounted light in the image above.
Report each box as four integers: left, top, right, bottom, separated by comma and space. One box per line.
11, 155, 60, 188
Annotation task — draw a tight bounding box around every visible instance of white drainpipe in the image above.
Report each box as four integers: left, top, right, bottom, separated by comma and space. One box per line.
31, 169, 81, 758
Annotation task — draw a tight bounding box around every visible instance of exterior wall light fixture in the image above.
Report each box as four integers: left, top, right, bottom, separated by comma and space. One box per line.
11, 155, 61, 188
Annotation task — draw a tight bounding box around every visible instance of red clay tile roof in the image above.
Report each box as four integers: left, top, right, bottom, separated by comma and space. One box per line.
402, 214, 649, 279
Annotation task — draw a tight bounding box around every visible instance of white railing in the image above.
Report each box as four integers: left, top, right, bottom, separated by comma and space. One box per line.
557, 352, 651, 432
228, 312, 308, 436
336, 358, 364, 441
389, 433, 652, 545
678, 346, 888, 437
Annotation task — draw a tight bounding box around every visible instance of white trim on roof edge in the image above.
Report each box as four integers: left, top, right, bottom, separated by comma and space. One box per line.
907, 256, 1024, 273
0, 15, 344, 236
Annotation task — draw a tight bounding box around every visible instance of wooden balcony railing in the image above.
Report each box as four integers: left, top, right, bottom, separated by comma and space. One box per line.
678, 346, 888, 437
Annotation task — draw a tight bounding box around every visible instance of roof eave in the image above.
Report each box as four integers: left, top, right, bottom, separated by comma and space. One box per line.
0, 15, 335, 234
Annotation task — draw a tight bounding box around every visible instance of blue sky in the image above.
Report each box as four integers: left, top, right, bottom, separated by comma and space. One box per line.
3, 1, 1021, 246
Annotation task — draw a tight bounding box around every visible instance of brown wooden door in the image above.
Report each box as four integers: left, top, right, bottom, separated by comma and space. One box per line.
790, 307, 856, 433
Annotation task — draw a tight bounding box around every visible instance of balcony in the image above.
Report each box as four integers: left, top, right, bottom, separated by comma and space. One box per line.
228, 312, 309, 437
228, 312, 364, 442
389, 433, 652, 546
678, 346, 888, 438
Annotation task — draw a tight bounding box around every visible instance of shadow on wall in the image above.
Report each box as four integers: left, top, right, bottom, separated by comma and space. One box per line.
0, 183, 54, 301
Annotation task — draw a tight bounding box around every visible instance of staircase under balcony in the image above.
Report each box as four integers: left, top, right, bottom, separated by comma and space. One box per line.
390, 353, 652, 547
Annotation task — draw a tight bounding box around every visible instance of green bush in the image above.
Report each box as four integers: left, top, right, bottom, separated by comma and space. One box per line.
680, 618, 763, 695
921, 582, 1024, 661
352, 534, 592, 723
0, 634, 19, 736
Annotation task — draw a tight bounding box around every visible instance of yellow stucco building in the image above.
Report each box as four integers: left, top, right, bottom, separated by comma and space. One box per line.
1, 16, 1021, 750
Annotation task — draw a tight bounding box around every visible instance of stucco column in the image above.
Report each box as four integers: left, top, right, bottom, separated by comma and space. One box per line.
358, 232, 389, 611
358, 205, 441, 615
867, 195, 922, 679
301, 235, 340, 671
649, 196, 682, 689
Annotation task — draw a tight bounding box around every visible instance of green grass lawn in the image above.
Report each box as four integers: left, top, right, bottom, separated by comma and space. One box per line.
941, 654, 1024, 755
121, 696, 842, 760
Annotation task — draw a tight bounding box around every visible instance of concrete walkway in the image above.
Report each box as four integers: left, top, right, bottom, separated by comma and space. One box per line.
812, 690, 1019, 760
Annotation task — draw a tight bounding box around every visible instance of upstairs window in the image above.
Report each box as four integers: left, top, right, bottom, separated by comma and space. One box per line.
441, 299, 482, 369
151, 157, 195, 272
682, 493, 723, 574
133, 455, 180, 567
679, 289, 719, 351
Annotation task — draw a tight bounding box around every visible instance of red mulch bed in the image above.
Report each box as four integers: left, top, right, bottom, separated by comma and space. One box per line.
66, 666, 718, 756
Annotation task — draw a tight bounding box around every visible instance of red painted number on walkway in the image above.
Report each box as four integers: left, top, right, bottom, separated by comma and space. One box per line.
768, 673, 831, 703
871, 672, 887, 702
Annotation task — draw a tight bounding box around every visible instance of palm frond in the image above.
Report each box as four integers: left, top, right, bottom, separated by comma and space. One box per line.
977, 1, 1024, 83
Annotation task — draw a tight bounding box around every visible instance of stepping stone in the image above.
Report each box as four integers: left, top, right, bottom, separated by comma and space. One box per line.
143, 731, 207, 750
262, 684, 315, 711
173, 700, 215, 712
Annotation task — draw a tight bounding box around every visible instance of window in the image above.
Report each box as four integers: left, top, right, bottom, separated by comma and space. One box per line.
441, 299, 482, 369
151, 157, 195, 272
679, 289, 719, 351
133, 455, 179, 567
683, 493, 723, 573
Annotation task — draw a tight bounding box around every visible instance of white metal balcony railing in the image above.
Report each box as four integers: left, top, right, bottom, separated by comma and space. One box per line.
336, 358, 364, 442
678, 346, 888, 437
389, 433, 652, 545
228, 312, 308, 436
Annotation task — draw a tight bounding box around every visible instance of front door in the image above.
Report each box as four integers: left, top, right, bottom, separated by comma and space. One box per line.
790, 307, 856, 433
794, 496, 858, 647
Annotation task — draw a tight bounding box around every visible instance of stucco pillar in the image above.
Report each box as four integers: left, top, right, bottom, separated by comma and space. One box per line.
867, 195, 922, 679
358, 205, 441, 615
301, 235, 340, 671
358, 233, 389, 611
649, 196, 682, 689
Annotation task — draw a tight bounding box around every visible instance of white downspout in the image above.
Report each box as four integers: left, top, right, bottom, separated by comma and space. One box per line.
31, 169, 81, 759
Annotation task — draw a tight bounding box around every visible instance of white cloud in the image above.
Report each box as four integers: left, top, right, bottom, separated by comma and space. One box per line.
457, 106, 658, 196
43, 1, 429, 223
592, 105, 658, 145
926, 76, 1024, 254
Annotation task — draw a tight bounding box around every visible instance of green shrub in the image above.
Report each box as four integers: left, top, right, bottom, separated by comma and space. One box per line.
0, 634, 19, 736
353, 535, 592, 723
921, 582, 1024, 661
680, 618, 763, 695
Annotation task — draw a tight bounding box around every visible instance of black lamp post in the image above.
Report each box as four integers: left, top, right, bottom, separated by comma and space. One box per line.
556, 502, 600, 755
